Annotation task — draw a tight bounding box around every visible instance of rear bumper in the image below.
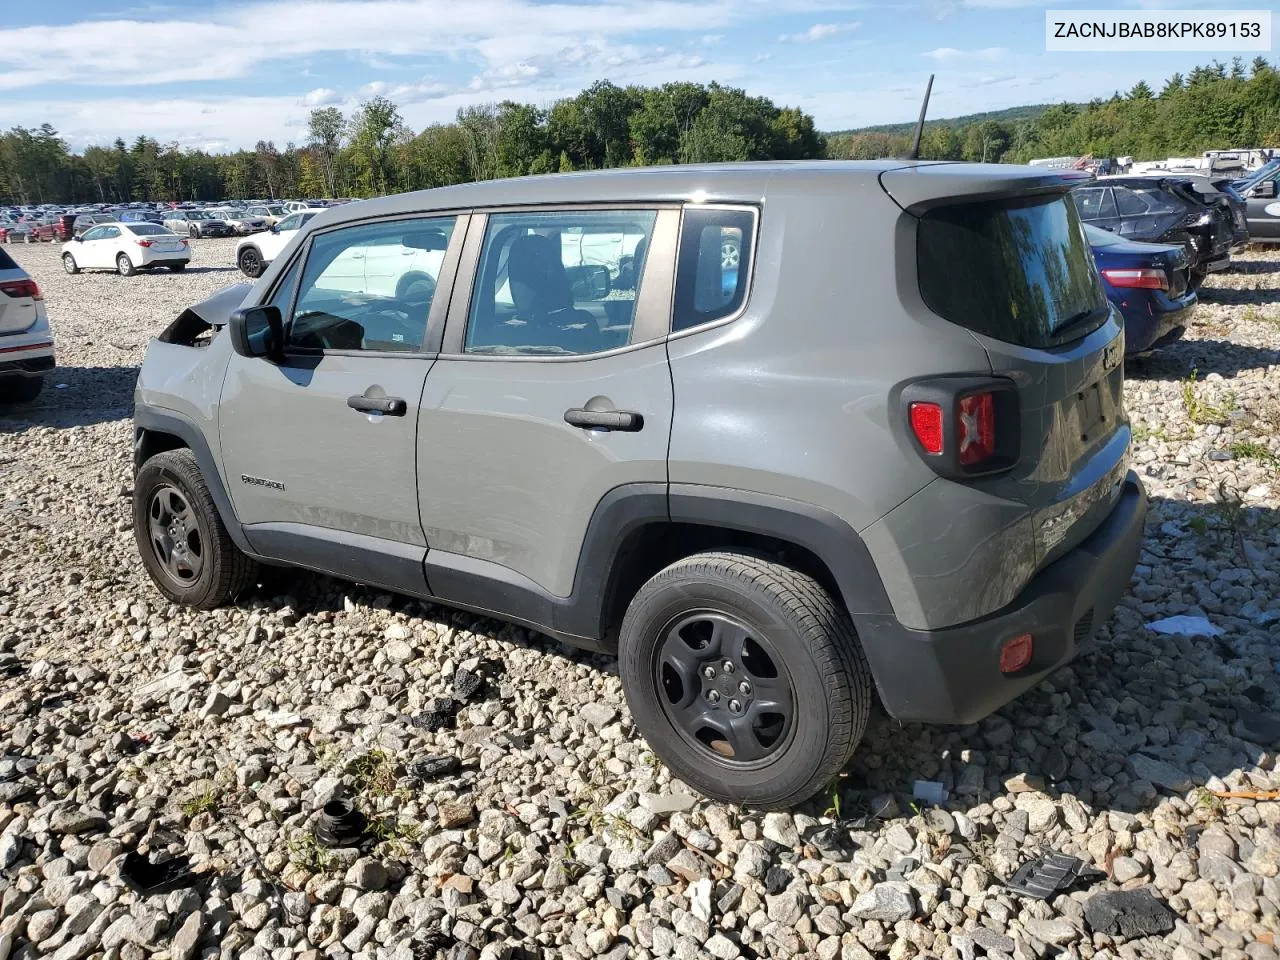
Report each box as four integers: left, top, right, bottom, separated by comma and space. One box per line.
856, 472, 1146, 724
0, 338, 55, 378
1121, 291, 1196, 354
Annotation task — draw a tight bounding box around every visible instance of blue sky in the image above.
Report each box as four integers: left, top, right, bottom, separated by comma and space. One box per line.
1, 0, 1274, 151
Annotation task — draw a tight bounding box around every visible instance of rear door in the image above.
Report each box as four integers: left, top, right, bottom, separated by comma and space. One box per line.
217, 212, 466, 588
416, 207, 678, 605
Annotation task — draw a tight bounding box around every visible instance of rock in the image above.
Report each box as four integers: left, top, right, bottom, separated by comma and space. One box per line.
200, 688, 232, 718
1083, 889, 1176, 939
706, 934, 739, 960
452, 667, 484, 702
766, 890, 807, 926
385, 639, 417, 663
1013, 793, 1058, 833
961, 864, 991, 897
885, 823, 915, 853
1004, 772, 1045, 793
0, 833, 21, 869
408, 755, 460, 780
1111, 856, 1146, 883
438, 802, 476, 829
850, 883, 915, 922
346, 858, 389, 891
762, 812, 800, 848
49, 808, 107, 835
1128, 755, 1193, 793
580, 702, 617, 729
763, 865, 790, 895
970, 927, 1014, 954
586, 928, 616, 955
1024, 918, 1079, 945
638, 793, 697, 816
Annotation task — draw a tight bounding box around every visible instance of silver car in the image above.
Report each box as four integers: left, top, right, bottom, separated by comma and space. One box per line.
132, 162, 1146, 807
0, 246, 55, 401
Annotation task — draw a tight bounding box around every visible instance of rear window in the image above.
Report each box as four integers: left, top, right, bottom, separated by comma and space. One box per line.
917, 194, 1107, 348
129, 223, 170, 236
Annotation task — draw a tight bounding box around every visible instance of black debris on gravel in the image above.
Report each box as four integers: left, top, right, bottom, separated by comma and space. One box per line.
1084, 888, 1177, 939
408, 755, 461, 780
452, 666, 485, 703
412, 697, 460, 732
763, 864, 791, 895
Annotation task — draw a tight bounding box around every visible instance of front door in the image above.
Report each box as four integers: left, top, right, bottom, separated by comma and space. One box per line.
218, 212, 466, 592
83, 225, 121, 268
417, 207, 677, 615
1243, 175, 1280, 242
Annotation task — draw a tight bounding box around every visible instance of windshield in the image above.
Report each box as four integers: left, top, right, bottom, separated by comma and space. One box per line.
918, 194, 1107, 348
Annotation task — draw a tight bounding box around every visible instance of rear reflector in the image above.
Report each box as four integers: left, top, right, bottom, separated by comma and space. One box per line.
957, 393, 996, 466
0, 278, 42, 301
1000, 633, 1034, 673
1101, 268, 1168, 290
908, 402, 944, 455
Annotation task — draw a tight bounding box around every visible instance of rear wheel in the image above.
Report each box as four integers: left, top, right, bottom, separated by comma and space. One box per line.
63, 254, 79, 275
618, 551, 872, 809
0, 376, 43, 404
133, 449, 258, 609
116, 253, 137, 277
238, 247, 264, 278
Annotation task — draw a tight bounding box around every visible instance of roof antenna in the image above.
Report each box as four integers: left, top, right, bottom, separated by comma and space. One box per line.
904, 74, 934, 161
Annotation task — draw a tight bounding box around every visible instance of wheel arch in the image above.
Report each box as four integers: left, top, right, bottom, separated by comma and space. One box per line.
134, 409, 252, 554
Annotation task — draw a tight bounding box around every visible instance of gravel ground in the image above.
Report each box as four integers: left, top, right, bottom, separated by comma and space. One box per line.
1, 238, 1278, 960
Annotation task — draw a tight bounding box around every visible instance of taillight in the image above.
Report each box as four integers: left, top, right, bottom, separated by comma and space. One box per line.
0, 279, 42, 301
908, 403, 944, 455
1101, 268, 1167, 290
957, 393, 996, 466
137, 239, 154, 247
180, 238, 189, 246
901, 377, 1018, 478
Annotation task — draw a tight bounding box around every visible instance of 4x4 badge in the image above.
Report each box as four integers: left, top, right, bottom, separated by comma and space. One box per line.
241, 474, 285, 492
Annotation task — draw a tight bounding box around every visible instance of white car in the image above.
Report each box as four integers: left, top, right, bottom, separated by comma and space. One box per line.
0, 247, 55, 402
61, 222, 192, 277
235, 209, 325, 278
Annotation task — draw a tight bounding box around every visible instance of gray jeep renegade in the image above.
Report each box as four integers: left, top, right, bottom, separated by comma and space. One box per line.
133, 161, 1147, 808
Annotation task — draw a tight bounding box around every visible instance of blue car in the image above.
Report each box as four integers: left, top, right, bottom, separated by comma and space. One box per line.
1085, 224, 1196, 355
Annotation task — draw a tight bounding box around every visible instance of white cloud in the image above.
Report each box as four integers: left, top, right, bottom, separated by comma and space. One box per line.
301, 87, 341, 106
778, 22, 859, 43
0, 0, 858, 88
922, 46, 1007, 62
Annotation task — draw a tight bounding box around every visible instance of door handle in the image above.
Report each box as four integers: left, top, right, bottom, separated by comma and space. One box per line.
564, 408, 643, 431
348, 395, 407, 416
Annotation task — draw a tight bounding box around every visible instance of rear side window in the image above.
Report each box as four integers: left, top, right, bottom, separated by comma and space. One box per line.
673, 206, 754, 332
918, 194, 1106, 348
1072, 187, 1116, 221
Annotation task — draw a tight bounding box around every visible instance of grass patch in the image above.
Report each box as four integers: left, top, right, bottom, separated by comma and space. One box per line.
1231, 440, 1279, 468
286, 830, 332, 872
180, 786, 219, 819
1181, 369, 1236, 426
347, 748, 399, 799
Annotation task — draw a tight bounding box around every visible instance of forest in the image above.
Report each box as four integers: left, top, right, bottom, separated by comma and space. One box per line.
1, 57, 1277, 206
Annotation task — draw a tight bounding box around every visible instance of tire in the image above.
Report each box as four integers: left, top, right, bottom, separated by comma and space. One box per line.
23, 233, 32, 244
238, 247, 264, 278
63, 254, 80, 275
618, 551, 873, 809
133, 449, 258, 609
189, 225, 199, 239
169, 263, 186, 272
0, 376, 44, 404
117, 253, 137, 277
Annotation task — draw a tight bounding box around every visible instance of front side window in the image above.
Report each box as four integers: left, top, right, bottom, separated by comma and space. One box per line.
277, 214, 301, 232
673, 206, 755, 333
465, 209, 657, 356
287, 216, 456, 353
81, 226, 106, 242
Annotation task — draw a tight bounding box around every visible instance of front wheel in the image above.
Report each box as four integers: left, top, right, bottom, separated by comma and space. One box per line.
63, 254, 80, 275
116, 253, 137, 277
618, 552, 873, 809
133, 449, 258, 609
189, 225, 199, 238
238, 247, 264, 278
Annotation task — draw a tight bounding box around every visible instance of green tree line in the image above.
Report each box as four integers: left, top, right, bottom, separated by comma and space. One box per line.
0, 80, 822, 205
1, 60, 1276, 206
829, 57, 1280, 163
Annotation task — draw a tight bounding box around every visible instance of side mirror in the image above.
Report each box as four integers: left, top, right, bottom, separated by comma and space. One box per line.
1255, 180, 1278, 199
269, 224, 279, 233
73, 235, 83, 242
228, 305, 284, 361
